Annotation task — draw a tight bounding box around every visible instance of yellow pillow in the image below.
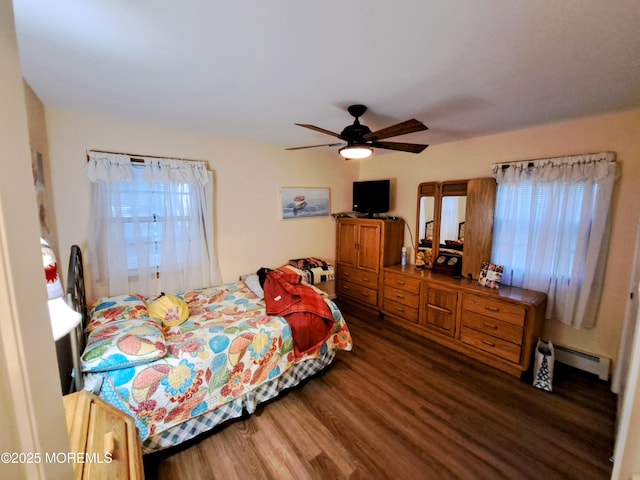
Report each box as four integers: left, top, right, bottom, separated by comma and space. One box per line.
148, 294, 189, 327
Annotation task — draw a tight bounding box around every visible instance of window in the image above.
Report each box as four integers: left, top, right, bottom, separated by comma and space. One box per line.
119, 167, 163, 274
118, 167, 197, 276
493, 180, 587, 287
86, 152, 221, 299
491, 153, 615, 328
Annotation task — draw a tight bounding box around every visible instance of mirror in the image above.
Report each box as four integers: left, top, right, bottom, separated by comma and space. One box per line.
415, 178, 496, 278
416, 180, 468, 271
415, 182, 438, 268
439, 195, 466, 244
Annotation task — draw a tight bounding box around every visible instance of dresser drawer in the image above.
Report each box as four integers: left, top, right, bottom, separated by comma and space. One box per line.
463, 294, 526, 327
339, 265, 378, 289
423, 283, 458, 337
460, 326, 522, 363
383, 298, 419, 323
384, 272, 421, 295
461, 310, 524, 345
337, 279, 378, 307
384, 285, 420, 309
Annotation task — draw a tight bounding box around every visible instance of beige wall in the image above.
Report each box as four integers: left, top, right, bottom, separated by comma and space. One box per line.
23, 83, 75, 394
361, 109, 640, 368
0, 2, 71, 478
23, 81, 59, 254
45, 108, 359, 303
45, 106, 640, 366
46, 107, 640, 365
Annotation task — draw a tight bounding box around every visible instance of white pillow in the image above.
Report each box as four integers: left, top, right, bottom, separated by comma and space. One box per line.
242, 274, 264, 298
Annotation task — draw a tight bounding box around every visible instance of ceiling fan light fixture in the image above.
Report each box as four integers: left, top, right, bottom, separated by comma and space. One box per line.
290, 104, 428, 156
339, 145, 373, 160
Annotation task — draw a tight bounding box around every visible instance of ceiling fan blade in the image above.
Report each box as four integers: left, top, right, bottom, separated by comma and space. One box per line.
363, 119, 428, 141
369, 141, 429, 154
286, 142, 345, 151
295, 123, 343, 139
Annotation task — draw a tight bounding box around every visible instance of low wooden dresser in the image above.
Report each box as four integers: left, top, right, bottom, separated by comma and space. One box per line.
63, 390, 144, 479
382, 265, 547, 377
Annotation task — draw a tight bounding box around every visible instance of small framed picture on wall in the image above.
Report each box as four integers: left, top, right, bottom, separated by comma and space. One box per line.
280, 187, 330, 219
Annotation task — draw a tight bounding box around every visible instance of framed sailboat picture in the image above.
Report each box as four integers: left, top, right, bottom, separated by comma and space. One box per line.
280, 187, 330, 219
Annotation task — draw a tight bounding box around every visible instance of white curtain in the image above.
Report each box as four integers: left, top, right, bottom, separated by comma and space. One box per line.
440, 196, 460, 242
85, 151, 221, 299
491, 152, 616, 329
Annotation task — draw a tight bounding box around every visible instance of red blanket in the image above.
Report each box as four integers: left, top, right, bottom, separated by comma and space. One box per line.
263, 270, 335, 358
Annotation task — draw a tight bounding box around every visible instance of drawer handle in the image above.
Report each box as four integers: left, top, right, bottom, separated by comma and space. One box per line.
362, 277, 370, 282
427, 304, 452, 315
484, 305, 500, 312
483, 322, 498, 330
343, 272, 351, 278
103, 431, 115, 456
396, 280, 406, 286
395, 307, 405, 313
482, 340, 496, 347
395, 294, 406, 299
360, 292, 370, 298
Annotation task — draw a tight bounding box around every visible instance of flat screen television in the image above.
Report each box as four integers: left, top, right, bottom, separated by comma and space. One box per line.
352, 179, 390, 217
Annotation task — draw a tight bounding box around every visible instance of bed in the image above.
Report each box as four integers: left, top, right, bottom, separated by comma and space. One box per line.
66, 246, 352, 453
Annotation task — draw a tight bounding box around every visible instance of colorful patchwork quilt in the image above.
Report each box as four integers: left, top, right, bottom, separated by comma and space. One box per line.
82, 280, 352, 446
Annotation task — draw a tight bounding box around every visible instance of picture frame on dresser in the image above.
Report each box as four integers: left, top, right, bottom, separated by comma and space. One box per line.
425, 220, 434, 241
478, 262, 504, 289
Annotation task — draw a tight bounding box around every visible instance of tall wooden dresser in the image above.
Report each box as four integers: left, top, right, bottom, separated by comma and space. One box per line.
335, 217, 404, 311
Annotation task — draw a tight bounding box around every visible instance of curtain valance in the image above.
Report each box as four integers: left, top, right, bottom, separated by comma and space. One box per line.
84, 151, 132, 182
492, 152, 615, 185
85, 150, 210, 185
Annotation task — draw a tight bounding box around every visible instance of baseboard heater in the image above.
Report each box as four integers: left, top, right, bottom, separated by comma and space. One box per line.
553, 343, 611, 381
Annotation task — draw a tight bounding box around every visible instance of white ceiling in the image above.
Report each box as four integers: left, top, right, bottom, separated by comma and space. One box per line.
12, 0, 640, 154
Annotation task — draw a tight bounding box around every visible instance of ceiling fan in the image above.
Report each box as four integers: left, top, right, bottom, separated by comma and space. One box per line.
286, 104, 429, 159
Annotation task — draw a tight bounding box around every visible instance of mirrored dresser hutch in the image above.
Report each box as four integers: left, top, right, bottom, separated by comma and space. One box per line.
378, 178, 546, 377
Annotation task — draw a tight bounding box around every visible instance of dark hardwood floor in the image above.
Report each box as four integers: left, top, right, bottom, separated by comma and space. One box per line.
144, 311, 617, 480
